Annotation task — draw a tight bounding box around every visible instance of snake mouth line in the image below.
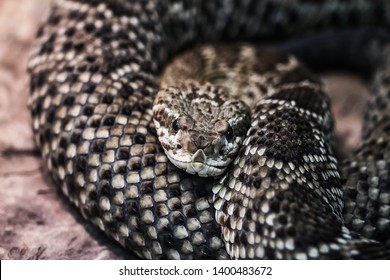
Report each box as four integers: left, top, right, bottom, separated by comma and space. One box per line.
166, 151, 227, 177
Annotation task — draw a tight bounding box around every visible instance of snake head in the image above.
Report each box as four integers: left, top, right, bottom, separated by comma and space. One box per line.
153, 82, 250, 177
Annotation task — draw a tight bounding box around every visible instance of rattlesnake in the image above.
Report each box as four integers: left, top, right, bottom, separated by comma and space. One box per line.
28, 0, 390, 259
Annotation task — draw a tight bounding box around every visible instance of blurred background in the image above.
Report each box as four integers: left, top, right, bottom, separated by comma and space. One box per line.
0, 0, 369, 259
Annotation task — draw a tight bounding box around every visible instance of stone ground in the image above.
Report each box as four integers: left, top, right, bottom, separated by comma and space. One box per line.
0, 0, 369, 259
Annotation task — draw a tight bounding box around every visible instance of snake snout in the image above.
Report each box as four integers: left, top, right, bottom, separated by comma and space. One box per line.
191, 134, 220, 156
193, 134, 208, 149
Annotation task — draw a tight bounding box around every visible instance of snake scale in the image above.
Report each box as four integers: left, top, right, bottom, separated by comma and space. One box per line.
28, 0, 390, 259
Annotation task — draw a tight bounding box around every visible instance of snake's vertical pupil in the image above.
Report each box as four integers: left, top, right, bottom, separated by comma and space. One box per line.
172, 119, 180, 132
225, 124, 233, 140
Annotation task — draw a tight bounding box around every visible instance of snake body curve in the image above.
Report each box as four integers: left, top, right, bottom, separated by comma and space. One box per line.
28, 0, 390, 259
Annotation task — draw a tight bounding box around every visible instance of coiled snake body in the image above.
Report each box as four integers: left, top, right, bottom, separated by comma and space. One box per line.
28, 0, 390, 259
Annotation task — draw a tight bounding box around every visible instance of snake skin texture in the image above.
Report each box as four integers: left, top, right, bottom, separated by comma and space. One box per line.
28, 0, 390, 259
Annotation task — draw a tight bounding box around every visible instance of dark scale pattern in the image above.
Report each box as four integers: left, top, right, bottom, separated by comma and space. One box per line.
342, 53, 390, 245
214, 90, 348, 259
343, 136, 390, 243
28, 0, 390, 259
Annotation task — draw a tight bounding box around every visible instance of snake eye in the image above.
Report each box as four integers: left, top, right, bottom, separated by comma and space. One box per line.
172, 119, 180, 132
225, 124, 233, 140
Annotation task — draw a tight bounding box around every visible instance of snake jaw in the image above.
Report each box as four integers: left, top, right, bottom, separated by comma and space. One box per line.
163, 146, 228, 177
190, 149, 228, 177
160, 132, 236, 177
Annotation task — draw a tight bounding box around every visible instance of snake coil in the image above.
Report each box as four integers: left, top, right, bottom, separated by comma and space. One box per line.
28, 0, 390, 259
